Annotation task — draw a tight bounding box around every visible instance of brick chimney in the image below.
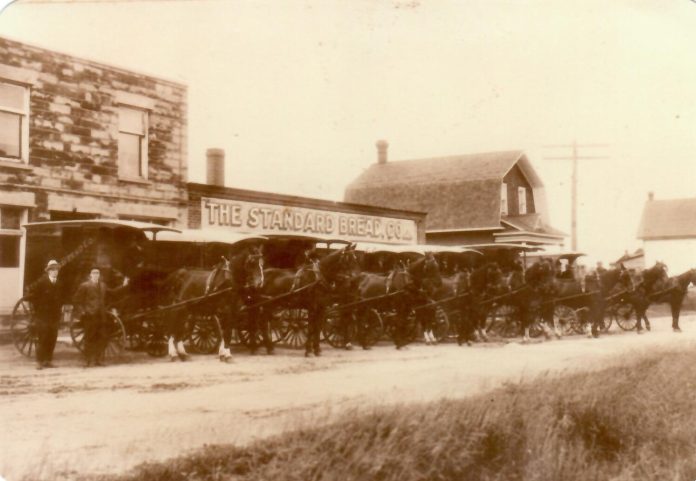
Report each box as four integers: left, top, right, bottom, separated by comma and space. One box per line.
376, 140, 389, 164
206, 148, 225, 187
648, 191, 654, 201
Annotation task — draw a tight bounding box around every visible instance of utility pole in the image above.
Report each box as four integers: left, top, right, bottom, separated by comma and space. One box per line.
543, 141, 609, 251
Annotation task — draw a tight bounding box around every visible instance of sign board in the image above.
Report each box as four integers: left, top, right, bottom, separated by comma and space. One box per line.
201, 197, 417, 244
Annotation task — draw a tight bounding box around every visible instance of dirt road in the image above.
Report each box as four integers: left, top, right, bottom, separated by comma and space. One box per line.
2, 315, 695, 481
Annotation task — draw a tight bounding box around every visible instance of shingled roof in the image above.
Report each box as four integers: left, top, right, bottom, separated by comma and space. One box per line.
637, 197, 696, 240
344, 150, 545, 231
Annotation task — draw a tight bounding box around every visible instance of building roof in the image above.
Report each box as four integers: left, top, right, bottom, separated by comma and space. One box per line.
637, 198, 696, 240
501, 214, 566, 238
344, 150, 545, 231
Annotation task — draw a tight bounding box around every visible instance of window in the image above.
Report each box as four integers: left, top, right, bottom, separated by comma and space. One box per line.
0, 206, 23, 268
118, 106, 148, 179
518, 187, 527, 215
0, 81, 29, 162
500, 183, 508, 216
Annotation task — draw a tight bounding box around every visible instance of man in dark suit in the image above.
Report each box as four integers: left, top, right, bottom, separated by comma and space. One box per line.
73, 267, 128, 367
26, 259, 65, 370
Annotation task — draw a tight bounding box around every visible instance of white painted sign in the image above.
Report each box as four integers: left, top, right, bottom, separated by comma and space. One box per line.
201, 197, 417, 244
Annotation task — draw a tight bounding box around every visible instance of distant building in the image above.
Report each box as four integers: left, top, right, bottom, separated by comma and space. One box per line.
344, 141, 565, 247
0, 37, 187, 313
611, 248, 644, 271
637, 193, 696, 274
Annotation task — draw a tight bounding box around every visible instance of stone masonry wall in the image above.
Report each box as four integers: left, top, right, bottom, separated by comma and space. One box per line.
0, 37, 188, 225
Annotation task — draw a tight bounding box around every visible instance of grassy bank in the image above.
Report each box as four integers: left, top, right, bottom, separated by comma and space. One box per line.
102, 346, 696, 481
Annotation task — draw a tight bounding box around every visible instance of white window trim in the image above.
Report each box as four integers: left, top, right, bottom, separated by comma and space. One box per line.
500, 182, 508, 216
518, 186, 527, 215
117, 105, 149, 181
0, 79, 30, 164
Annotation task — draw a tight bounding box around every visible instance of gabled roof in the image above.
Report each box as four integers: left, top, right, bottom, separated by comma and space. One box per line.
637, 198, 696, 240
501, 214, 566, 238
344, 150, 545, 231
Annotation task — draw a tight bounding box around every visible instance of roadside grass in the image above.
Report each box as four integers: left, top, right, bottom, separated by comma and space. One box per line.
94, 345, 696, 481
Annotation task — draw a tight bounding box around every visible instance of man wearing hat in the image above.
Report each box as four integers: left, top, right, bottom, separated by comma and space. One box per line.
26, 259, 65, 369
73, 267, 128, 367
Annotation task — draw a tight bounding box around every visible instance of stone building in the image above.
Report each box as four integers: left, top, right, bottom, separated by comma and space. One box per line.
0, 36, 187, 312
344, 141, 565, 248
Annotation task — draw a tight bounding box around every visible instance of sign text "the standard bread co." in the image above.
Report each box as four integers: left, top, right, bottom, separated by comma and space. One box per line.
202, 198, 416, 243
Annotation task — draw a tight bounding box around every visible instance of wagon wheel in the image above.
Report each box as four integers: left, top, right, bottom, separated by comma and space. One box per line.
431, 307, 451, 343
237, 310, 286, 347
274, 308, 308, 349
359, 309, 384, 348
381, 308, 417, 343
486, 304, 520, 338
11, 297, 38, 357
323, 305, 357, 348
69, 311, 126, 359
613, 303, 637, 331
574, 308, 590, 334
186, 312, 222, 354
554, 304, 579, 336
141, 316, 168, 357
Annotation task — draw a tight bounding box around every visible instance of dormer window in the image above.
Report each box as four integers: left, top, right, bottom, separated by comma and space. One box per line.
518, 186, 527, 214
500, 183, 508, 216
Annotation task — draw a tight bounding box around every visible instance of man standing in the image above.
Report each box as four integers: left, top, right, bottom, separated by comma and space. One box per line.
27, 260, 64, 370
73, 267, 127, 367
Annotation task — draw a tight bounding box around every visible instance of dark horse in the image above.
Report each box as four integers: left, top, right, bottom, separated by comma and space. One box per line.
356, 253, 442, 349
256, 244, 361, 357
160, 246, 265, 361
464, 262, 506, 342
622, 263, 693, 333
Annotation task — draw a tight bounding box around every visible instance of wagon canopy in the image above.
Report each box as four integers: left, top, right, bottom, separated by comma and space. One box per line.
154, 229, 267, 245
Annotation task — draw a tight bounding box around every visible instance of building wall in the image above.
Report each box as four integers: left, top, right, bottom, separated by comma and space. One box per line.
0, 37, 188, 313
0, 37, 188, 224
503, 164, 535, 215
643, 239, 696, 275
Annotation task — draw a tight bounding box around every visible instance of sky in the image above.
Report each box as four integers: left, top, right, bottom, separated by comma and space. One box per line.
1, 0, 695, 265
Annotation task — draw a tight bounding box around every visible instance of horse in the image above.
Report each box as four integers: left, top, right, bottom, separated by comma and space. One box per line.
430, 267, 476, 346
256, 244, 361, 357
581, 266, 625, 338
623, 263, 692, 333
466, 262, 507, 342
355, 253, 442, 349
160, 246, 265, 362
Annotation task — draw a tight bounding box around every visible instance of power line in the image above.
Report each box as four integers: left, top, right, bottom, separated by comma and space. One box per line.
543, 141, 609, 252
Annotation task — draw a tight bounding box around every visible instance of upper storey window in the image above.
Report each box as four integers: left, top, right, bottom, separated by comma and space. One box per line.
0, 81, 29, 162
500, 183, 508, 216
118, 106, 148, 179
518, 186, 527, 215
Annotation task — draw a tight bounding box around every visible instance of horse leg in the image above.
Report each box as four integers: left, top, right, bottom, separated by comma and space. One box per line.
313, 306, 325, 356
643, 311, 651, 331
258, 309, 273, 355
219, 307, 233, 362
341, 311, 353, 350
305, 307, 316, 357
671, 301, 682, 332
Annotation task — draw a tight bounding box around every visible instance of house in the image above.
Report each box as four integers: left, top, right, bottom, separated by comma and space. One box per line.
611, 248, 644, 271
637, 193, 696, 275
0, 36, 188, 313
344, 141, 565, 247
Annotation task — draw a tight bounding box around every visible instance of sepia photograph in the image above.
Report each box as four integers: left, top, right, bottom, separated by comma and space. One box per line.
1, 1, 695, 480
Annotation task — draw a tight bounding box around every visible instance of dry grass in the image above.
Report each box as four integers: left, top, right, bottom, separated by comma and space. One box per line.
93, 347, 696, 481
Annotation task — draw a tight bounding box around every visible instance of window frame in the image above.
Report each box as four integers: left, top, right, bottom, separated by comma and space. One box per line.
0, 206, 26, 269
117, 105, 149, 181
0, 80, 30, 164
518, 186, 527, 215
500, 182, 508, 216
